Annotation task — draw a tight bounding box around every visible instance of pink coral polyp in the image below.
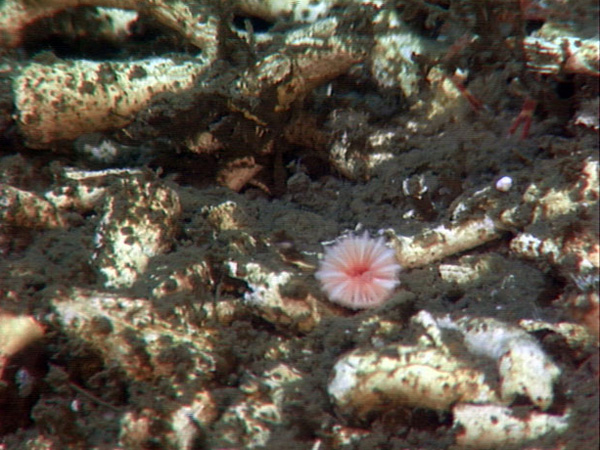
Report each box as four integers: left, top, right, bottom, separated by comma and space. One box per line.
315, 232, 401, 309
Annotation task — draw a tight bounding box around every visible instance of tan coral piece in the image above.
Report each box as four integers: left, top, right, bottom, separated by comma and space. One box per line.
10, 13, 365, 149
236, 0, 334, 22
423, 312, 561, 411
232, 16, 367, 113
389, 216, 502, 269
92, 173, 181, 288
0, 0, 220, 58
13, 58, 207, 148
0, 183, 66, 229
386, 153, 597, 287
167, 391, 219, 449
234, 261, 321, 333
44, 167, 131, 212
213, 363, 303, 448
0, 313, 44, 378
453, 404, 569, 449
204, 200, 256, 231
49, 288, 217, 382
328, 344, 500, 419
509, 159, 599, 278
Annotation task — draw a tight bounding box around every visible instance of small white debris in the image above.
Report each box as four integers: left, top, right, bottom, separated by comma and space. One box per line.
495, 176, 513, 192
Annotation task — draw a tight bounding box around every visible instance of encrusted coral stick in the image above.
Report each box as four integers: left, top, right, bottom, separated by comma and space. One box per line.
0, 0, 219, 57
389, 216, 503, 269
13, 57, 208, 148
0, 0, 135, 47
0, 183, 66, 228
232, 17, 367, 113
10, 14, 366, 148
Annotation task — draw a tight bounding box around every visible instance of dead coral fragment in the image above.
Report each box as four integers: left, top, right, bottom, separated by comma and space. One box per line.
424, 312, 561, 410
92, 172, 181, 288
233, 261, 321, 333
0, 183, 66, 229
0, 0, 220, 59
213, 363, 303, 448
389, 216, 502, 269
14, 58, 206, 148
329, 310, 563, 425
0, 313, 44, 379
236, 0, 334, 22
49, 288, 217, 382
328, 343, 499, 420
454, 404, 569, 449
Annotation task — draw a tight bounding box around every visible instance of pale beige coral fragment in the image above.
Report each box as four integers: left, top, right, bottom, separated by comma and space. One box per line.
0, 0, 217, 55
328, 344, 500, 419
49, 288, 216, 381
423, 312, 561, 411
13, 58, 207, 148
453, 404, 569, 449
232, 16, 367, 113
237, 0, 334, 22
91, 173, 181, 288
509, 159, 599, 274
44, 167, 136, 212
390, 216, 502, 269
11, 13, 365, 148
213, 363, 303, 448
233, 261, 321, 333
0, 183, 66, 228
0, 313, 44, 378
329, 309, 564, 428
388, 155, 597, 276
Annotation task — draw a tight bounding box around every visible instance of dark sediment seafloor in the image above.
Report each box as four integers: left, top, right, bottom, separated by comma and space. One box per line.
1, 1, 598, 448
